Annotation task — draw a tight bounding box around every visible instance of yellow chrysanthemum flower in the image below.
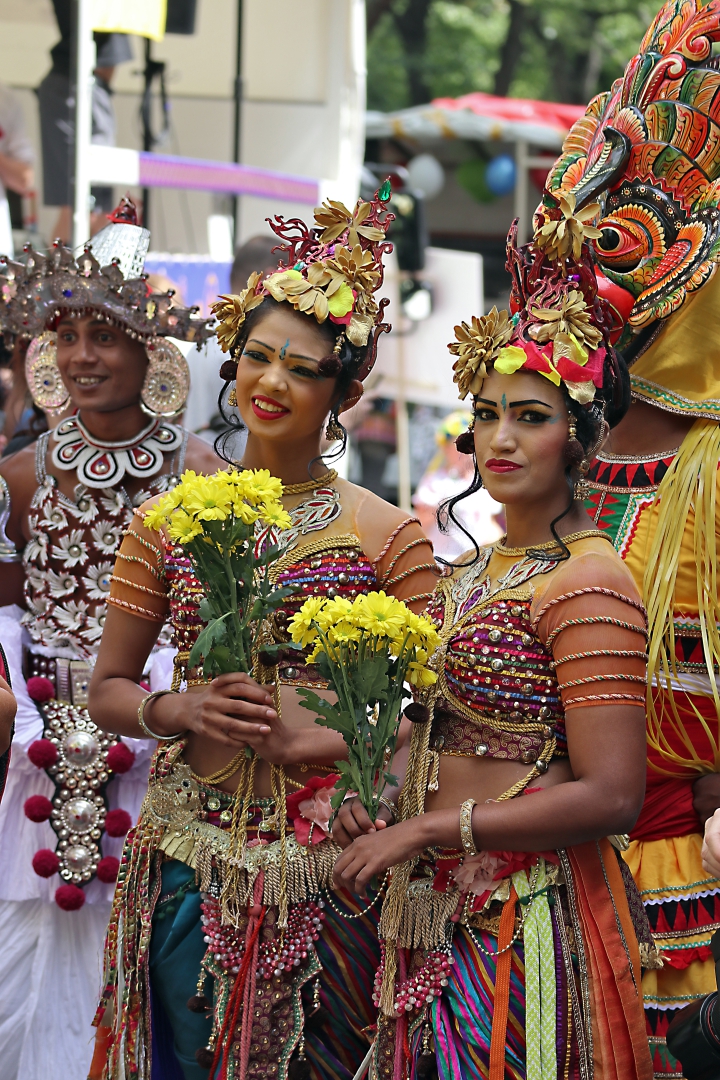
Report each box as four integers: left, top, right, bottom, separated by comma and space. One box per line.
167, 510, 203, 544
407, 662, 438, 687
183, 478, 232, 522
288, 596, 327, 647
259, 502, 292, 530
354, 591, 407, 639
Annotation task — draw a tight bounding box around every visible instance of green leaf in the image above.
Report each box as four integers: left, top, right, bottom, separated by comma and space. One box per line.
352, 654, 390, 704
296, 689, 357, 739
188, 615, 230, 669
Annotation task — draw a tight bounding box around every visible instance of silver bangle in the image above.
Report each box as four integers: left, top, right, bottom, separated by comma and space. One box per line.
137, 689, 181, 741
459, 798, 478, 855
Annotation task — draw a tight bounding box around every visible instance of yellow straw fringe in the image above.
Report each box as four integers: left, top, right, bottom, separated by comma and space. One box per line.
643, 418, 720, 773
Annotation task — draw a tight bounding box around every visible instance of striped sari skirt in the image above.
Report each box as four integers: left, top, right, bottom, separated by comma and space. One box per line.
373, 841, 654, 1080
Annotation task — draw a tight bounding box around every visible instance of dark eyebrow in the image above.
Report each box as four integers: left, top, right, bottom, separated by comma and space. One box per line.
247, 338, 275, 352
475, 397, 498, 406
508, 399, 554, 409
288, 353, 319, 365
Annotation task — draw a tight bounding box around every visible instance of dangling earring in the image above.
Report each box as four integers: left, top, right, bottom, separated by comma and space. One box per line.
227, 387, 237, 407
325, 411, 345, 442
140, 338, 190, 419
25, 331, 70, 415
455, 420, 475, 455
574, 467, 591, 501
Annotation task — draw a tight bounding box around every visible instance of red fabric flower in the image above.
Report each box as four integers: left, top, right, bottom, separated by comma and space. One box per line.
96, 856, 120, 883
24, 795, 53, 822
286, 774, 340, 846
104, 809, 132, 837
32, 849, 60, 877
55, 884, 85, 911
105, 743, 135, 774
554, 345, 606, 388
27, 739, 59, 769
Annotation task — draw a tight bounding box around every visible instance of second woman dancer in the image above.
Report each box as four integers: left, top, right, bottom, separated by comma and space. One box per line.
334, 212, 655, 1078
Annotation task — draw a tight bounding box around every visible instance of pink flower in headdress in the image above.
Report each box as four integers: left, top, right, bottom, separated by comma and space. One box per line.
286, 774, 340, 846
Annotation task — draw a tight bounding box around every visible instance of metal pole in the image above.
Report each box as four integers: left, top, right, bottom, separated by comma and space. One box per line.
395, 326, 412, 513
72, 0, 95, 250
142, 37, 153, 229
514, 139, 529, 244
232, 0, 244, 245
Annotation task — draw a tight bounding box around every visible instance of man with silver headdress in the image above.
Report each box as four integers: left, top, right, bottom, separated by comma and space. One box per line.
0, 198, 219, 1079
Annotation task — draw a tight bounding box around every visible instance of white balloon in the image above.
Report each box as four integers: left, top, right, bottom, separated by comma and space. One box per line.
407, 154, 445, 200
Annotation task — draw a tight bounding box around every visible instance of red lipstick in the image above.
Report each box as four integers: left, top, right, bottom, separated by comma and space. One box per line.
485, 458, 522, 473
250, 395, 290, 421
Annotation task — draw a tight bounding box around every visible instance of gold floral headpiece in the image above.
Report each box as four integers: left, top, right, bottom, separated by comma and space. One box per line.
211, 185, 394, 375
450, 291, 607, 406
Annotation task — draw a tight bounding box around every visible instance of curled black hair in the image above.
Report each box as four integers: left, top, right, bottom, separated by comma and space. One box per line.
213, 296, 368, 471
436, 346, 631, 567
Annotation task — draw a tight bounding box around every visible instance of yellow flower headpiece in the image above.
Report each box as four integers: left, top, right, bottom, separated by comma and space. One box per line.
211, 272, 265, 354
448, 307, 513, 399
210, 188, 393, 358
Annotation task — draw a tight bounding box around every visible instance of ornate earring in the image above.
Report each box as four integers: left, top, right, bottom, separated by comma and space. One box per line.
140, 338, 190, 419
227, 387, 238, 407
574, 468, 591, 501
455, 421, 475, 455
25, 331, 70, 415
325, 412, 345, 442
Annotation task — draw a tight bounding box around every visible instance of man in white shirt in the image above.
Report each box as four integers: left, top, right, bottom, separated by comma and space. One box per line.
0, 85, 34, 258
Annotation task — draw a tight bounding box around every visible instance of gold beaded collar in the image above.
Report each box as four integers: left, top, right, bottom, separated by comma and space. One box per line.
493, 529, 612, 557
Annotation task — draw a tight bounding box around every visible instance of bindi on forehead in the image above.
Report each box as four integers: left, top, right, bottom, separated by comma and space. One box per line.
279, 338, 290, 361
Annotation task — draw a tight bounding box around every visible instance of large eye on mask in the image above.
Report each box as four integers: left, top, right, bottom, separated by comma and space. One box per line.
593, 220, 649, 272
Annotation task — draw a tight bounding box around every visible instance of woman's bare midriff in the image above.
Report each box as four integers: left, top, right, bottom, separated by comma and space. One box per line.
424, 754, 575, 812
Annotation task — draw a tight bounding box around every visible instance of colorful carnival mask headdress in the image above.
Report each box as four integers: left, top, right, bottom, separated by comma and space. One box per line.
211, 182, 394, 381
0, 197, 215, 417
449, 213, 623, 413
541, 0, 720, 368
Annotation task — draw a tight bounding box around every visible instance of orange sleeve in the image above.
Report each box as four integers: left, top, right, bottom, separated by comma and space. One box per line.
108, 514, 170, 624
532, 552, 648, 711
371, 517, 442, 612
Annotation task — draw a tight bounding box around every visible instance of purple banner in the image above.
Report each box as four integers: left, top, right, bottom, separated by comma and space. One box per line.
137, 152, 320, 204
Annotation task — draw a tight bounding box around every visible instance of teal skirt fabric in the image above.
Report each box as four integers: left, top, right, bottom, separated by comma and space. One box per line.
149, 860, 210, 1080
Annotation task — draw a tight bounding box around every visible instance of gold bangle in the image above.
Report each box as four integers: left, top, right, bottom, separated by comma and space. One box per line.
459, 798, 478, 855
378, 795, 398, 822
137, 689, 182, 741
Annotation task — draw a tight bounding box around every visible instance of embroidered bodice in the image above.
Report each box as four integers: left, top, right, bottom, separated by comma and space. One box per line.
23, 427, 187, 659
416, 533, 648, 771
108, 480, 439, 688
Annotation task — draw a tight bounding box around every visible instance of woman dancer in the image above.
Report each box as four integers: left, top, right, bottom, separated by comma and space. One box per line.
88, 189, 440, 1079
0, 199, 218, 1080
334, 218, 654, 1078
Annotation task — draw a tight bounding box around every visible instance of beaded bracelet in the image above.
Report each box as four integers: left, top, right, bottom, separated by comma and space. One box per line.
137, 688, 182, 741
378, 795, 398, 822
459, 798, 478, 855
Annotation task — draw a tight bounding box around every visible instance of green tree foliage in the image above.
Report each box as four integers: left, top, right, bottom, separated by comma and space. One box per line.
366, 0, 659, 111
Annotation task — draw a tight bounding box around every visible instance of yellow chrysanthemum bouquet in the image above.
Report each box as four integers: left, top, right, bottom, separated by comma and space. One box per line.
288, 592, 440, 821
144, 468, 292, 676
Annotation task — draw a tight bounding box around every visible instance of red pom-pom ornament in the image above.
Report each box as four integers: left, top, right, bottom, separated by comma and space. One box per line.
104, 808, 132, 837
25, 676, 55, 703
24, 794, 53, 822
55, 884, 86, 911
27, 739, 59, 769
96, 856, 120, 883
32, 849, 60, 878
105, 743, 135, 774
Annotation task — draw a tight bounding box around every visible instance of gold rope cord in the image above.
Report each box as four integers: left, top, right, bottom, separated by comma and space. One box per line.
643, 419, 720, 773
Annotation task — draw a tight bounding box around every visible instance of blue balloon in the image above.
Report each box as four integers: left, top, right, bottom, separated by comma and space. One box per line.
485, 154, 517, 196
